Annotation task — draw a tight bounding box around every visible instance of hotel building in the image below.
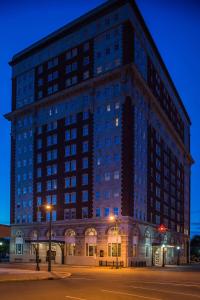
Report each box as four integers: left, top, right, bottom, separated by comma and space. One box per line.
5, 0, 192, 266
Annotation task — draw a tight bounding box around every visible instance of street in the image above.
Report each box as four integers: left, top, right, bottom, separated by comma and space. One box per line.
0, 265, 200, 300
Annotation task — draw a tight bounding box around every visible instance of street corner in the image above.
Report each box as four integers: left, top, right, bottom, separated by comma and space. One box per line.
0, 268, 60, 282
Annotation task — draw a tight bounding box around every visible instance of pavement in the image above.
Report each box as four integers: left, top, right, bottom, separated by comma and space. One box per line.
0, 265, 71, 282
0, 263, 200, 299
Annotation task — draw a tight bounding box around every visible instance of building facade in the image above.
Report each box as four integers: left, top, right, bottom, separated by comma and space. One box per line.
6, 0, 192, 267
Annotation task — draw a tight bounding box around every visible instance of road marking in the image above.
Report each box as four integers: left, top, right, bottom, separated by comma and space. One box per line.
129, 285, 200, 298
65, 277, 94, 280
130, 280, 200, 288
65, 296, 86, 300
101, 289, 162, 300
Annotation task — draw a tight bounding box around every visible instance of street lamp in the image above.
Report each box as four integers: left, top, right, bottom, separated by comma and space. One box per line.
45, 204, 53, 272
109, 215, 120, 269
177, 246, 180, 265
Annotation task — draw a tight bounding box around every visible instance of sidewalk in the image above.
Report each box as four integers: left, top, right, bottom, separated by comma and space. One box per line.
0, 267, 71, 282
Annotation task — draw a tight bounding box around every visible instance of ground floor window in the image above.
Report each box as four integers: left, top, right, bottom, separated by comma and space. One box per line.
86, 243, 96, 257
15, 244, 23, 255
66, 243, 75, 256
108, 243, 121, 257
133, 244, 137, 257
145, 245, 150, 258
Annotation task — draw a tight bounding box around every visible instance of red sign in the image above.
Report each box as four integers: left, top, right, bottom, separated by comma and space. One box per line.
158, 224, 167, 234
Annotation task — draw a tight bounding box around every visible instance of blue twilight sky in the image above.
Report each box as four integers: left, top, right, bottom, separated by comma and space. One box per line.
0, 0, 199, 236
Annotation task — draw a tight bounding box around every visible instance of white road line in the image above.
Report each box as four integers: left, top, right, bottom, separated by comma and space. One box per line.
101, 289, 162, 300
65, 296, 87, 300
129, 285, 200, 298
65, 277, 94, 280
130, 280, 200, 288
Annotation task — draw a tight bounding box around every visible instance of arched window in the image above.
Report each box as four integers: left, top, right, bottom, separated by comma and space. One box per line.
133, 227, 139, 257
65, 229, 76, 256
85, 228, 97, 257
15, 231, 23, 255
108, 227, 121, 257
144, 229, 151, 258
85, 228, 97, 236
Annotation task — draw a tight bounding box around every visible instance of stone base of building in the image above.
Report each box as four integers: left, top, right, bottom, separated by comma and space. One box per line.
10, 217, 189, 267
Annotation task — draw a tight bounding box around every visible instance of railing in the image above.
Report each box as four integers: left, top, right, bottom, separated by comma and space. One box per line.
130, 261, 147, 267
99, 260, 124, 267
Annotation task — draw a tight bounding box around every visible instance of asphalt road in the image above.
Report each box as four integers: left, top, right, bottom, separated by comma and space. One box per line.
0, 265, 200, 300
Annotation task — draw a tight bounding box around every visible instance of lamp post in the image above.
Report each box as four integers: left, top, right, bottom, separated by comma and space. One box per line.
46, 204, 53, 272
110, 215, 119, 269
177, 246, 180, 265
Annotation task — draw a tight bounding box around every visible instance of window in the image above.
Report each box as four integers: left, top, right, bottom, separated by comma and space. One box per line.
83, 70, 90, 80
82, 141, 89, 153
47, 134, 57, 146
37, 168, 42, 178
83, 42, 90, 52
47, 149, 57, 161
37, 182, 42, 193
104, 207, 110, 217
65, 128, 77, 141
83, 56, 90, 65
82, 174, 88, 185
65, 114, 76, 125
113, 207, 119, 216
46, 179, 57, 191
15, 244, 23, 255
115, 117, 119, 127
114, 136, 120, 145
37, 139, 42, 149
47, 121, 57, 131
108, 243, 121, 257
46, 195, 57, 205
83, 125, 89, 136
114, 171, 120, 180
52, 211, 57, 221
83, 111, 89, 120
65, 176, 76, 188
47, 57, 58, 69
48, 71, 58, 81
65, 192, 76, 204
82, 157, 88, 169
105, 172, 110, 181
37, 153, 42, 164
65, 144, 76, 157
82, 207, 88, 218
156, 186, 161, 198
96, 208, 101, 217
37, 197, 42, 206
64, 208, 76, 219
82, 190, 88, 202
47, 164, 57, 176
38, 65, 43, 74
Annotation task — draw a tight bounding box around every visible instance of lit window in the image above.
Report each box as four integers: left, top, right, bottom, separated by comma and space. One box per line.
105, 172, 110, 181
114, 171, 120, 180
115, 117, 119, 127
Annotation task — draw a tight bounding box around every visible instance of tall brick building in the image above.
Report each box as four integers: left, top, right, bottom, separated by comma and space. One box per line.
5, 0, 192, 266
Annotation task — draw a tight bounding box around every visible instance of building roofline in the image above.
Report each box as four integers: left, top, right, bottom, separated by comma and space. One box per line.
8, 0, 191, 124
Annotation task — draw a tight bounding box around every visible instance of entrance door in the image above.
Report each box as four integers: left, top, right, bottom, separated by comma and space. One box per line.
153, 247, 161, 266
